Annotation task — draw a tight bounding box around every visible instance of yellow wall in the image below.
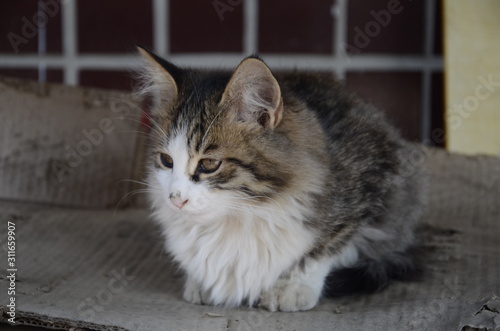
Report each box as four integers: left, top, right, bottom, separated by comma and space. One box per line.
444, 0, 500, 157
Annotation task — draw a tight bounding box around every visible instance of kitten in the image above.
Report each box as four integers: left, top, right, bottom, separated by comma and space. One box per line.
137, 47, 426, 312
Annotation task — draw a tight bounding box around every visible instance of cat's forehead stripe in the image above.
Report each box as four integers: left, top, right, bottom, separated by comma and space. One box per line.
203, 144, 219, 154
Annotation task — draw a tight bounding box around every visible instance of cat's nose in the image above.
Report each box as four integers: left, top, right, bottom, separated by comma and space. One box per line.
171, 197, 188, 209
169, 192, 188, 209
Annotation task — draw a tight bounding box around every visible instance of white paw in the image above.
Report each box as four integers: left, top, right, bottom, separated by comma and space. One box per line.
182, 279, 204, 305
260, 282, 320, 312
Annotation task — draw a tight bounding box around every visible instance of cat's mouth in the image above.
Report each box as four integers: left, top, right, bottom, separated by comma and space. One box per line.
167, 202, 213, 218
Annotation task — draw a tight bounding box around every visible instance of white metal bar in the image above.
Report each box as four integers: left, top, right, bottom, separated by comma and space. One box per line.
61, 0, 78, 85
0, 54, 443, 71
243, 0, 258, 55
421, 0, 437, 142
333, 0, 348, 79
153, 0, 168, 56
37, 0, 47, 82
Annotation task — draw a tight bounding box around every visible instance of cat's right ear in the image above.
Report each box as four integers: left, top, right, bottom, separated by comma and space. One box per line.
136, 46, 179, 116
220, 57, 283, 130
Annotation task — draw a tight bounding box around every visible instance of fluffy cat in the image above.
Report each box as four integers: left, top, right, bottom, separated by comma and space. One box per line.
137, 47, 426, 312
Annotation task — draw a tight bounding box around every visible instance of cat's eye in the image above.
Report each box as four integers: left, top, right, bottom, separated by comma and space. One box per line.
159, 153, 173, 168
199, 158, 222, 173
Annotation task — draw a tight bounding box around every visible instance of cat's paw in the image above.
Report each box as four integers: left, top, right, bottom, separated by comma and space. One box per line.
182, 279, 204, 305
260, 282, 320, 312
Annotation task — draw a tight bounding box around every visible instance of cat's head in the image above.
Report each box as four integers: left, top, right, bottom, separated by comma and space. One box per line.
137, 47, 323, 222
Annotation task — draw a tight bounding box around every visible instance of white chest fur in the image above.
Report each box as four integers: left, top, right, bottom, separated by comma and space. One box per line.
155, 206, 315, 307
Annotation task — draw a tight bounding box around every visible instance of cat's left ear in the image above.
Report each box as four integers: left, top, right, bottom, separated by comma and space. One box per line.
136, 46, 180, 117
221, 57, 283, 129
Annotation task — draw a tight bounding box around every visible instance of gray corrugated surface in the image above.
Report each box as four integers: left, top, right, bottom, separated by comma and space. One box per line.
0, 76, 144, 208
1, 148, 499, 330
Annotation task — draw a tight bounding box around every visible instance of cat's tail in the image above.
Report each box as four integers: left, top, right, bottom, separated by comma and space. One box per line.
322, 249, 422, 297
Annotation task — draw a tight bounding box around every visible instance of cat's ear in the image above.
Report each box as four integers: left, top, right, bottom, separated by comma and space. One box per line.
136, 46, 180, 116
221, 57, 283, 129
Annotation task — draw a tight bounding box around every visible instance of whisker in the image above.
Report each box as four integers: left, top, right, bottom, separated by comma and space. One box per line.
114, 188, 160, 214
116, 115, 167, 140
115, 130, 164, 144
102, 97, 168, 139
118, 178, 155, 188
201, 107, 225, 147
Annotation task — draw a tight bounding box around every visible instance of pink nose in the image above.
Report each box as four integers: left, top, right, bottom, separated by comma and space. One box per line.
171, 197, 188, 209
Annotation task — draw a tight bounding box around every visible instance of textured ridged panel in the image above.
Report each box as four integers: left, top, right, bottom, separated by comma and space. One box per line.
0, 76, 143, 208
1, 149, 499, 330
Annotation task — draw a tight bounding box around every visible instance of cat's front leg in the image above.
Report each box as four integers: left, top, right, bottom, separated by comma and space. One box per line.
260, 279, 320, 312
182, 275, 209, 305
260, 250, 357, 311
259, 257, 335, 312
